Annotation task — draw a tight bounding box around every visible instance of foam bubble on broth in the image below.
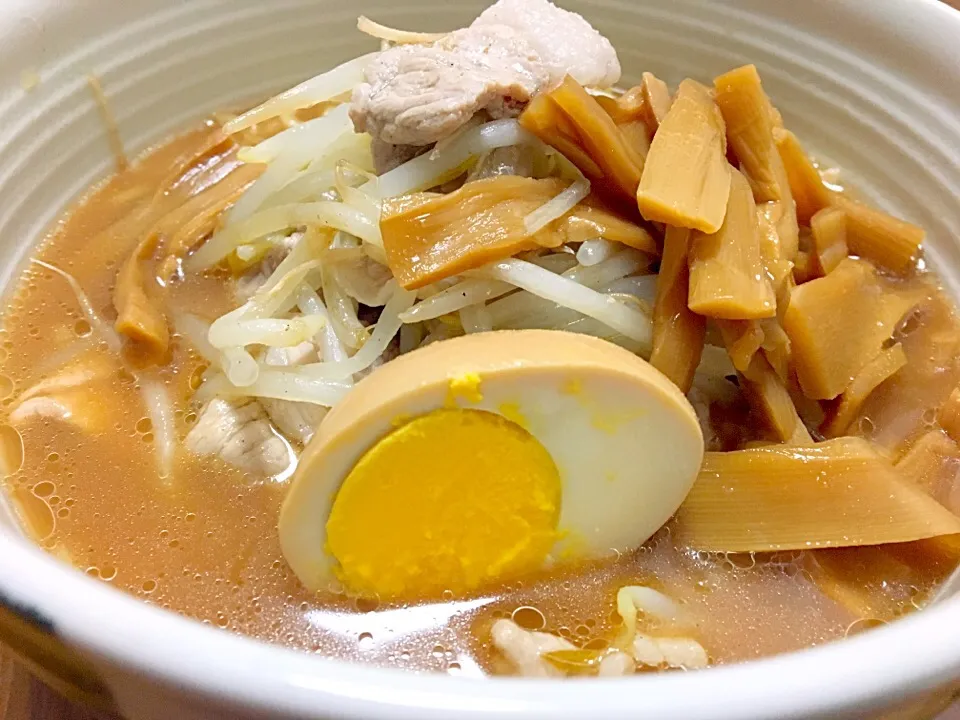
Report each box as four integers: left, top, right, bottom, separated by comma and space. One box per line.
0, 125, 956, 675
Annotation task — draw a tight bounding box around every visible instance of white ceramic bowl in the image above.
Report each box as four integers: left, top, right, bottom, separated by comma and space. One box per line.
0, 1, 959, 718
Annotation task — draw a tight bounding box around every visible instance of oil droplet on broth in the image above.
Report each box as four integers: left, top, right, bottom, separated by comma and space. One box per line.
845, 617, 887, 638
726, 552, 757, 571
355, 596, 379, 613
511, 606, 546, 631
73, 319, 92, 337
32, 480, 55, 498
0, 375, 13, 401
9, 486, 54, 540
582, 637, 608, 651
0, 424, 24, 476
357, 631, 375, 650
188, 366, 206, 391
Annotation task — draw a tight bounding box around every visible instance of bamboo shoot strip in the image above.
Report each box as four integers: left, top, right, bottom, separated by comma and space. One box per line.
714, 65, 799, 260
821, 344, 907, 438
833, 196, 923, 274
688, 168, 776, 320
809, 206, 849, 276
784, 257, 919, 400
675, 437, 960, 552
774, 128, 832, 226
636, 80, 730, 233
650, 226, 705, 393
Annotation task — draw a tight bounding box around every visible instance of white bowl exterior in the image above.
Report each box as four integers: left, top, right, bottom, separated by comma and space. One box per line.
0, 0, 959, 718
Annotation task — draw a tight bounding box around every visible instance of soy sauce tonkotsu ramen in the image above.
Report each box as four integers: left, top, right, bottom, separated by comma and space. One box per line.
2, 0, 959, 677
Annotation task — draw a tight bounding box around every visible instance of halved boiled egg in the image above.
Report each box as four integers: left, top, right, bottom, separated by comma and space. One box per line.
279, 330, 704, 601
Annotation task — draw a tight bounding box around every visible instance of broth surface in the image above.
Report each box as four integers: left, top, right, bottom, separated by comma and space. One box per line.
2, 125, 958, 675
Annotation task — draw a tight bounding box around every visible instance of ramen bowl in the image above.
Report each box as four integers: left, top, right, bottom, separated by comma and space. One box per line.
0, 0, 959, 718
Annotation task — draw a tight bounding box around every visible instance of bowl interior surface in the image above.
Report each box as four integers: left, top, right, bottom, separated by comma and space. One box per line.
0, 0, 958, 718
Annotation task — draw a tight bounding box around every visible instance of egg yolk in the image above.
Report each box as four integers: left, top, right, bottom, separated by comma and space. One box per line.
325, 408, 561, 600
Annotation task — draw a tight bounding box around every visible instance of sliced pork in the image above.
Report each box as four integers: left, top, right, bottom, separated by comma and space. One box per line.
351, 0, 620, 148
260, 342, 328, 445
472, 0, 620, 88
185, 398, 291, 477
351, 25, 547, 146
